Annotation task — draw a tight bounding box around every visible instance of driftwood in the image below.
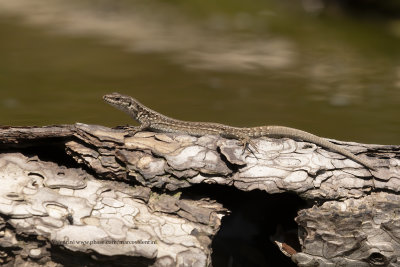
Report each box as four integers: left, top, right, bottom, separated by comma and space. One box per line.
0, 124, 399, 266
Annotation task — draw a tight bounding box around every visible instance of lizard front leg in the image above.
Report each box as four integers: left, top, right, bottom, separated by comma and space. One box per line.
128, 122, 151, 136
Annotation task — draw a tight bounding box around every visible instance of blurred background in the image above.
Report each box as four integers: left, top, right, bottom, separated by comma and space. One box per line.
0, 0, 399, 144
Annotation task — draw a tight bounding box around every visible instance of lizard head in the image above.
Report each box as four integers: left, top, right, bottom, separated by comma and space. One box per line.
103, 92, 141, 119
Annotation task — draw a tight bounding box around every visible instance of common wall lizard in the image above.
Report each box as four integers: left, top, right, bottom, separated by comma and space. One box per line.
103, 92, 374, 170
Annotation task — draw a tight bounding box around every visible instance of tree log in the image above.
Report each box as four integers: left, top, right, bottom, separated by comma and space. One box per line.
0, 124, 399, 266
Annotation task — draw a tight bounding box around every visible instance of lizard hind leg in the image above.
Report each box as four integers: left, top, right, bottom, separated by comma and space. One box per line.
237, 135, 259, 155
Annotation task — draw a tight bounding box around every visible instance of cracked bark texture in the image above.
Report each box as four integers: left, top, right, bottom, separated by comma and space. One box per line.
0, 124, 399, 266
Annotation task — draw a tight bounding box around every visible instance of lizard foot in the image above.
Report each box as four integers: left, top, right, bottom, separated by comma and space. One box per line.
237, 136, 259, 155
127, 128, 141, 137
126, 123, 150, 137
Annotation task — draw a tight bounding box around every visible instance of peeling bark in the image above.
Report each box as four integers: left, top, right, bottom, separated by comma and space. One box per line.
0, 124, 399, 266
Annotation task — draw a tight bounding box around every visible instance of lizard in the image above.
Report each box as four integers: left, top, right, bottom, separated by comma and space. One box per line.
103, 92, 374, 170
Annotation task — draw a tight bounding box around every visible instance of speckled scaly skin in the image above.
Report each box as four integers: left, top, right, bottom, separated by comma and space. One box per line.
103, 92, 373, 170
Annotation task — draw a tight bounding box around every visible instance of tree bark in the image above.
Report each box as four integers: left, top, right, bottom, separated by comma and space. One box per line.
0, 124, 398, 266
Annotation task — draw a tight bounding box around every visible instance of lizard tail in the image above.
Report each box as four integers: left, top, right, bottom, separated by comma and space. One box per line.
263, 125, 374, 170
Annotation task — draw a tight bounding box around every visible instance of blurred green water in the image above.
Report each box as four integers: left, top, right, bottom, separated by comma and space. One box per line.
0, 0, 399, 144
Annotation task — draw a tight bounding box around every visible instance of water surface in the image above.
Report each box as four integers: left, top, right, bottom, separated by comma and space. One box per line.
0, 0, 399, 144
